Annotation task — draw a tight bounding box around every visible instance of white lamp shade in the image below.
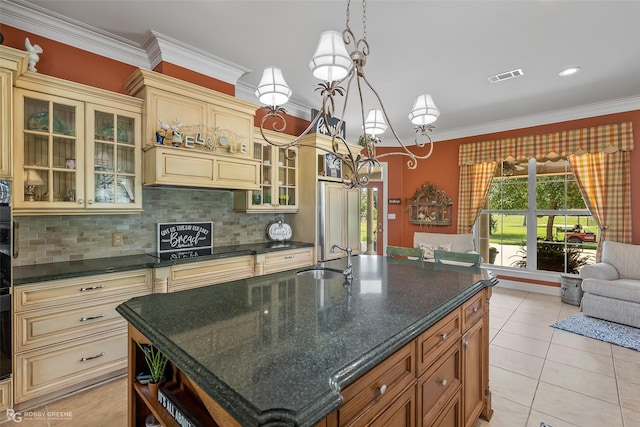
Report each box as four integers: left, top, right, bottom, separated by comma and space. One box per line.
408, 94, 440, 125
255, 67, 292, 106
308, 31, 352, 82
25, 169, 44, 186
363, 109, 387, 135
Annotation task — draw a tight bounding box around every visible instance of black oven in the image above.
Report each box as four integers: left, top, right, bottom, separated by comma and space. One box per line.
0, 180, 11, 380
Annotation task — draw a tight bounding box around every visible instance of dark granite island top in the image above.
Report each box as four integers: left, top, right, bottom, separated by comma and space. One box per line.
116, 255, 496, 426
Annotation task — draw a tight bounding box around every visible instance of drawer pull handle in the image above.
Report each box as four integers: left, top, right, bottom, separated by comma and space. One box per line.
463, 340, 469, 348
439, 379, 448, 387
472, 306, 479, 313
440, 332, 448, 341
80, 352, 105, 362
379, 384, 387, 395
80, 314, 106, 322
79, 285, 105, 292
284, 255, 294, 259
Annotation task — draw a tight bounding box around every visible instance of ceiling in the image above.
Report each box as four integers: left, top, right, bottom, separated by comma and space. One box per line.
4, 0, 640, 144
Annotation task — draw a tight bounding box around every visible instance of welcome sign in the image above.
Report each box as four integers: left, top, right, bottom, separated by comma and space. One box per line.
157, 222, 213, 253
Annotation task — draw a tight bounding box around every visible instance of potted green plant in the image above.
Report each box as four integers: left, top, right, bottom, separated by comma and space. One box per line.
137, 342, 169, 398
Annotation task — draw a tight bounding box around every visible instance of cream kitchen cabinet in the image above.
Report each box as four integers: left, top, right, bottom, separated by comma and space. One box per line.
254, 247, 314, 276
12, 72, 143, 215
126, 68, 261, 191
234, 128, 298, 213
0, 378, 11, 414
0, 46, 28, 178
12, 269, 152, 406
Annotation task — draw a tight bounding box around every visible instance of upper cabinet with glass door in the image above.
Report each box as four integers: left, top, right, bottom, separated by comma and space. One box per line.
234, 128, 298, 213
12, 73, 143, 215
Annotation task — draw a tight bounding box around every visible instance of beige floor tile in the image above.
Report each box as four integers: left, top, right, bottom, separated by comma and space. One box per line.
489, 327, 500, 342
490, 344, 545, 379
491, 306, 516, 320
532, 381, 623, 427
612, 345, 640, 364
492, 286, 528, 299
551, 329, 612, 356
490, 291, 525, 311
618, 379, 640, 412
614, 358, 640, 385
475, 394, 529, 427
540, 360, 619, 404
510, 309, 560, 327
490, 315, 509, 330
546, 343, 615, 377
502, 319, 555, 342
489, 365, 538, 407
526, 410, 581, 427
516, 300, 562, 318
491, 330, 550, 359
622, 407, 640, 427
558, 303, 580, 319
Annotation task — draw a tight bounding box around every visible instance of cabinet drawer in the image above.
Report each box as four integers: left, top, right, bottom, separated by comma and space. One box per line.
15, 296, 133, 352
368, 384, 415, 427
0, 378, 11, 411
417, 308, 461, 375
462, 290, 485, 332
14, 329, 127, 403
417, 341, 461, 426
14, 270, 152, 312
262, 248, 314, 275
339, 342, 415, 427
168, 255, 254, 291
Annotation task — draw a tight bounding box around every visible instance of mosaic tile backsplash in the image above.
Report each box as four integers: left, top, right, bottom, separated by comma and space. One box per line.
14, 187, 287, 266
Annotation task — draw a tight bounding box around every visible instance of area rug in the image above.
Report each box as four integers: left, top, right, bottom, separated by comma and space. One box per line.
551, 313, 640, 351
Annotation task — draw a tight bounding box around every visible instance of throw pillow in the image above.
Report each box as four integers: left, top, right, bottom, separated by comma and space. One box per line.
419, 243, 452, 259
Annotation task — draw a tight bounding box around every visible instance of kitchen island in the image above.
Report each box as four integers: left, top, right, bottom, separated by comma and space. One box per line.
116, 255, 496, 427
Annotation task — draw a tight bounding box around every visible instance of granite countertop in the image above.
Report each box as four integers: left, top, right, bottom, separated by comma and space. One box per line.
116, 255, 497, 427
13, 241, 314, 285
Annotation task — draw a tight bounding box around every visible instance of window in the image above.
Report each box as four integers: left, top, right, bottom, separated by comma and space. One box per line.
478, 158, 597, 274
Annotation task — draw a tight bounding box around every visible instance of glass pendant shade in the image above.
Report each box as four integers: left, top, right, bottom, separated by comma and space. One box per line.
308, 31, 352, 82
363, 109, 387, 135
408, 94, 440, 126
255, 67, 292, 106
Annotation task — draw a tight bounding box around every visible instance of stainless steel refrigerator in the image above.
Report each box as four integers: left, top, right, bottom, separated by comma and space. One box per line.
317, 181, 361, 261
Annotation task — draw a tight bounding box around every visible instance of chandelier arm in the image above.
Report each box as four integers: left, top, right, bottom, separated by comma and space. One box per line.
258, 107, 322, 150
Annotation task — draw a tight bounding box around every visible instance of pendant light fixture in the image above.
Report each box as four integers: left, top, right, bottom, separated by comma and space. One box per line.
255, 0, 440, 187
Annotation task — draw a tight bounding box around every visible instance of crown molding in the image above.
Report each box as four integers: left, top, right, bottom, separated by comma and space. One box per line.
140, 30, 250, 85
0, 0, 150, 68
430, 96, 640, 143
2, 0, 250, 85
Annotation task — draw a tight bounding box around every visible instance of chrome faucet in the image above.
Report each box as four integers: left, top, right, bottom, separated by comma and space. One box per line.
330, 244, 353, 279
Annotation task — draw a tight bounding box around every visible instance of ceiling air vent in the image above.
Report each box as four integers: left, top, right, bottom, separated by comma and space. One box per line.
487, 68, 524, 83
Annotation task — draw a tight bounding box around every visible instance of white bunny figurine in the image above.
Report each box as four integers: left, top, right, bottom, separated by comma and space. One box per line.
25, 37, 43, 72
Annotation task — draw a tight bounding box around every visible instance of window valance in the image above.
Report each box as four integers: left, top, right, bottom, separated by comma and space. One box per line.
459, 122, 634, 166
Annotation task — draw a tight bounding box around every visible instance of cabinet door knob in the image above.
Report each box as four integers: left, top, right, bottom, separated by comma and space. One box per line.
88, 200, 94, 205
379, 384, 387, 395
472, 306, 479, 313
463, 340, 469, 348
440, 332, 448, 341
77, 199, 84, 204
439, 379, 448, 387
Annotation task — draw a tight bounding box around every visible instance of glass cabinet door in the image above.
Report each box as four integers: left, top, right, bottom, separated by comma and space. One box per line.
86, 107, 137, 207
277, 147, 296, 206
19, 94, 84, 206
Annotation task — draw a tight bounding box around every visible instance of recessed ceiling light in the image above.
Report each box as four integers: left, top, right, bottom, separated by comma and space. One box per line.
559, 67, 581, 77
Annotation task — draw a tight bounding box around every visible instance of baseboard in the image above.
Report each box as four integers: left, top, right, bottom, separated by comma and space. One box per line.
495, 279, 562, 296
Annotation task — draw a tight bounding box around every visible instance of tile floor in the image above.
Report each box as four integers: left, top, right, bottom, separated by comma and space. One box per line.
6, 286, 640, 426
475, 286, 640, 427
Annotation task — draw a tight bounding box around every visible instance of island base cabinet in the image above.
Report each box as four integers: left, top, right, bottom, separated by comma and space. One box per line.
0, 378, 11, 413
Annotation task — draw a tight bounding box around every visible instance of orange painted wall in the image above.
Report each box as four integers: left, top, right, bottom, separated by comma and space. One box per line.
379, 110, 640, 247
3, 25, 639, 247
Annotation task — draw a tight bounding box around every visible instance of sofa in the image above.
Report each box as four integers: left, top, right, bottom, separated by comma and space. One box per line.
413, 232, 475, 261
579, 240, 640, 328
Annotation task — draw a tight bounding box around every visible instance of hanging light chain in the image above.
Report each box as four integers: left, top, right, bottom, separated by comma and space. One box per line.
362, 0, 367, 41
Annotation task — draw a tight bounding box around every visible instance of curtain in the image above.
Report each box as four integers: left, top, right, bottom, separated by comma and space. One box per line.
457, 161, 497, 234
568, 151, 633, 259
457, 122, 634, 241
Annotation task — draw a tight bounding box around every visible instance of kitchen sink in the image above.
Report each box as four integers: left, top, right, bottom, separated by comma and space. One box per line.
296, 267, 345, 280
